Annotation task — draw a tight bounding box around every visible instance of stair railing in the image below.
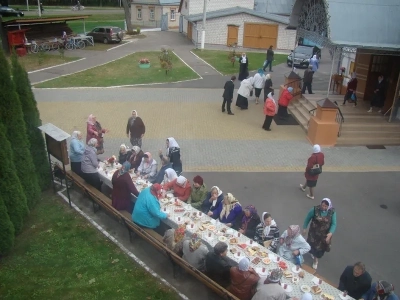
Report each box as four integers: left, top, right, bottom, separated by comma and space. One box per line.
333, 101, 345, 137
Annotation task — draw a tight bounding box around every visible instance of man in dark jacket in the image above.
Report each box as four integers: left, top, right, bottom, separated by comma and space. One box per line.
302, 65, 314, 94
338, 262, 372, 299
205, 242, 235, 287
222, 75, 236, 115
263, 45, 274, 72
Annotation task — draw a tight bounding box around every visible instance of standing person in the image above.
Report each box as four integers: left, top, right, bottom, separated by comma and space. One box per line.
236, 77, 253, 110
262, 92, 277, 131
300, 144, 325, 200
263, 45, 274, 72
342, 72, 358, 106
278, 225, 311, 265
368, 75, 386, 113
228, 257, 260, 300
126, 110, 146, 148
238, 53, 249, 81
362, 281, 398, 300
111, 162, 139, 213
252, 268, 286, 300
263, 74, 273, 102
86, 114, 109, 155
188, 175, 207, 209
338, 262, 372, 299
310, 54, 319, 72
236, 205, 260, 238
254, 212, 280, 253
81, 138, 102, 191
69, 131, 85, 176
277, 87, 293, 119
222, 75, 236, 115
253, 69, 266, 104
159, 137, 182, 175
40, 2, 44, 13
302, 65, 314, 94
303, 198, 337, 270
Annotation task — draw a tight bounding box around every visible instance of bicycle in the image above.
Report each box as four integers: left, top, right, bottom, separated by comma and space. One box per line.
65, 38, 85, 50
30, 41, 51, 53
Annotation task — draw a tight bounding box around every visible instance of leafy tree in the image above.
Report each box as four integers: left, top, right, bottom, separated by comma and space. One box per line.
0, 194, 15, 256
0, 48, 41, 209
11, 54, 51, 191
121, 0, 133, 33
0, 123, 28, 234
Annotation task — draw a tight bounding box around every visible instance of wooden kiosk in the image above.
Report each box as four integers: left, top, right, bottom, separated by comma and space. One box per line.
307, 98, 339, 146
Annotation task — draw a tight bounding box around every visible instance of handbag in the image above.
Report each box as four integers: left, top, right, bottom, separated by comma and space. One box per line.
309, 155, 322, 175
350, 93, 356, 101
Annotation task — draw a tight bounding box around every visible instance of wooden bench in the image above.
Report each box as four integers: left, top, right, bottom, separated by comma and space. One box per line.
302, 264, 317, 275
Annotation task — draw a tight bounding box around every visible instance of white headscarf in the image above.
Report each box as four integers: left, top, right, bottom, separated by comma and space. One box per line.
210, 186, 223, 208
132, 146, 140, 155
312, 54, 317, 60
176, 175, 187, 187
265, 73, 271, 80
166, 137, 180, 155
351, 72, 357, 79
71, 131, 81, 139
267, 92, 276, 105
238, 257, 250, 271
241, 54, 247, 64
321, 198, 333, 210
120, 144, 127, 152
131, 110, 138, 117
313, 144, 321, 153
220, 193, 240, 220
165, 168, 178, 183
262, 212, 277, 237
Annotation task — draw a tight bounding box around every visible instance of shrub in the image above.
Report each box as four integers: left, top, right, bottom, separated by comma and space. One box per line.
0, 194, 15, 256
11, 54, 51, 192
136, 26, 141, 34
159, 48, 173, 75
0, 49, 41, 210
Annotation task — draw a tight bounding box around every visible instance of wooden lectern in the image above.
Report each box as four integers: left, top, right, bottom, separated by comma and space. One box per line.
279, 71, 302, 100
307, 98, 339, 146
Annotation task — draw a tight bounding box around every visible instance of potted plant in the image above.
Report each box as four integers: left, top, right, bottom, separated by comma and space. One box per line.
138, 58, 150, 69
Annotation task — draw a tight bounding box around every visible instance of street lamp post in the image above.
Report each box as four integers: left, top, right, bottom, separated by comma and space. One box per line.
201, 0, 207, 49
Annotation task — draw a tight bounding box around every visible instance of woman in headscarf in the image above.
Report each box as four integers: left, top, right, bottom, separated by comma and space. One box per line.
251, 268, 286, 300
188, 175, 207, 209
86, 114, 109, 155
111, 161, 139, 212
164, 168, 178, 184
69, 131, 85, 176
228, 257, 260, 300
201, 186, 224, 214
262, 91, 277, 131
310, 54, 319, 72
277, 86, 293, 119
263, 73, 273, 102
208, 193, 242, 227
163, 224, 188, 256
303, 198, 336, 270
236, 77, 254, 110
126, 110, 146, 148
235, 205, 261, 238
254, 212, 280, 253
342, 72, 358, 107
253, 68, 266, 104
300, 144, 325, 200
238, 52, 249, 81
128, 145, 144, 172
182, 233, 209, 271
278, 225, 310, 265
159, 137, 182, 175
362, 280, 398, 300
118, 144, 132, 164
81, 138, 102, 190
136, 152, 158, 181
163, 175, 191, 202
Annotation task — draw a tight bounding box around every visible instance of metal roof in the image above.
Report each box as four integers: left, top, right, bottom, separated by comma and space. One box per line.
159, 0, 180, 4
2, 15, 90, 25
185, 6, 290, 24
254, 0, 295, 15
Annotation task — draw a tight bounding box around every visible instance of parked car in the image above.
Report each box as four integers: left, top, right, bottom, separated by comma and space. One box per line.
287, 45, 321, 68
86, 26, 124, 44
0, 6, 24, 17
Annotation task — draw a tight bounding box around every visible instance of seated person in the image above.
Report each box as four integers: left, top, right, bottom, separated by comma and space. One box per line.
188, 175, 207, 209
164, 168, 177, 184
118, 144, 132, 164
228, 257, 260, 300
132, 184, 168, 234
201, 186, 224, 214
278, 225, 310, 265
163, 224, 187, 257
151, 160, 173, 184
136, 152, 158, 181
163, 175, 191, 202
362, 281, 398, 300
208, 193, 242, 227
81, 138, 102, 191
111, 162, 139, 213
338, 262, 372, 300
252, 268, 286, 300
254, 212, 280, 253
205, 241, 235, 288
182, 234, 209, 271
128, 146, 144, 172
235, 205, 260, 238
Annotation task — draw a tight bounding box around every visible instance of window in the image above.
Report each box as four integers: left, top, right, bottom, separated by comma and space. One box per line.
371, 55, 389, 73
149, 8, 155, 20
170, 9, 175, 21
137, 8, 142, 20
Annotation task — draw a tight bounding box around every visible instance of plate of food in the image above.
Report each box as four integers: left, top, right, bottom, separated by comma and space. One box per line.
166, 193, 174, 199
230, 248, 237, 255
258, 251, 268, 258
262, 257, 271, 265
301, 285, 311, 293
246, 247, 258, 257
208, 225, 216, 231
338, 292, 350, 300
251, 257, 261, 265
311, 285, 322, 295
136, 179, 145, 185
174, 208, 185, 213
280, 283, 293, 293
160, 198, 169, 204
278, 261, 288, 270
283, 270, 293, 279
174, 201, 183, 207
256, 267, 269, 276
321, 293, 335, 300
229, 237, 239, 245
292, 276, 300, 284
238, 243, 247, 249
292, 265, 302, 274
218, 236, 228, 242
312, 277, 323, 286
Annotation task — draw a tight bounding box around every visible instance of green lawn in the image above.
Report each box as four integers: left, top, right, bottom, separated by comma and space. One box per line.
69, 20, 125, 34
35, 51, 200, 88
0, 192, 180, 300
16, 53, 80, 72
192, 49, 287, 75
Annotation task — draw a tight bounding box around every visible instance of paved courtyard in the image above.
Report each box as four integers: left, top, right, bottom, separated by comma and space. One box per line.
31, 30, 400, 295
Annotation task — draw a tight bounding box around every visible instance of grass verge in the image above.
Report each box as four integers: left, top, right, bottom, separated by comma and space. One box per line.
15, 53, 80, 72
83, 41, 128, 51
34, 51, 200, 88
192, 49, 287, 75
0, 191, 180, 300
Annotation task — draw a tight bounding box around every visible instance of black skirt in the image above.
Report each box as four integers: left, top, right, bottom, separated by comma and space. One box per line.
236, 94, 248, 109
255, 88, 262, 97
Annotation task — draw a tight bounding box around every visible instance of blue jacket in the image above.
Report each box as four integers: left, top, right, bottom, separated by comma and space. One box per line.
201, 192, 224, 214
362, 283, 399, 300
69, 138, 85, 162
310, 57, 319, 72
132, 188, 167, 229
212, 202, 242, 224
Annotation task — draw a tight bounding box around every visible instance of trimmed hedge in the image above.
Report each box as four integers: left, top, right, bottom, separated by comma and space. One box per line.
0, 194, 15, 256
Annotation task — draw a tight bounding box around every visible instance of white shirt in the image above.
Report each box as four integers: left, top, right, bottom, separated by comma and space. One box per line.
253, 73, 266, 89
